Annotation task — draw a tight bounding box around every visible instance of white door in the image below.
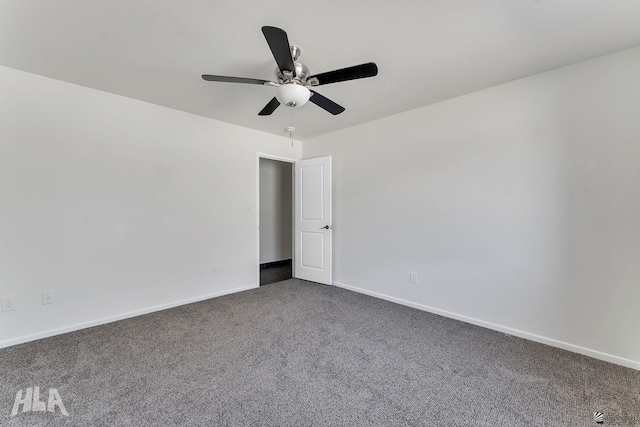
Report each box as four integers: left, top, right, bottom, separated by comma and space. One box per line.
294, 156, 332, 285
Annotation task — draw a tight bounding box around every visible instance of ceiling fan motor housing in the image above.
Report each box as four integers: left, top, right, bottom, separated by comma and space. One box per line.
275, 62, 310, 84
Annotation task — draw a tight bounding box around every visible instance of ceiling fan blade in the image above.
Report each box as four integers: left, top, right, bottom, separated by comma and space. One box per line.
258, 97, 281, 116
309, 91, 345, 115
309, 62, 378, 86
202, 75, 270, 85
262, 26, 295, 76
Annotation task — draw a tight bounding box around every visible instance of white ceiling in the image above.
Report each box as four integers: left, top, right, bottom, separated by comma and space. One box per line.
2, 0, 640, 141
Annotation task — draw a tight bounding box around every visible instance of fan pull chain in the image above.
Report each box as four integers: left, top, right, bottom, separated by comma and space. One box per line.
282, 110, 296, 147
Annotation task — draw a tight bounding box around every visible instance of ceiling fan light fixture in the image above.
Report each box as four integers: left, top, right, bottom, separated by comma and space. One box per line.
276, 82, 310, 108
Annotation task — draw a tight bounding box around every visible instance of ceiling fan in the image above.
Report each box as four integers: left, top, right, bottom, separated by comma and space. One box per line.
202, 26, 378, 116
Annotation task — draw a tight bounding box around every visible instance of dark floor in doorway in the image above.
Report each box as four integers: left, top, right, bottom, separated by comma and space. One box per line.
260, 259, 292, 285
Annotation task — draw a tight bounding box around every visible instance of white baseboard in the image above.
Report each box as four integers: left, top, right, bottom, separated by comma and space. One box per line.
332, 281, 640, 371
0, 284, 258, 349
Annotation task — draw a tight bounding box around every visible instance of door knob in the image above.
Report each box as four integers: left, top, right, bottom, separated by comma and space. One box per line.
321, 225, 332, 230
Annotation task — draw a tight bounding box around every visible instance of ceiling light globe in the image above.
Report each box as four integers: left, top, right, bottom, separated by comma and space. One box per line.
276, 83, 310, 108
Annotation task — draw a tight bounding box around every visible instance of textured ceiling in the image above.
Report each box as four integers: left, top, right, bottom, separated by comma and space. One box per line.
1, 0, 640, 140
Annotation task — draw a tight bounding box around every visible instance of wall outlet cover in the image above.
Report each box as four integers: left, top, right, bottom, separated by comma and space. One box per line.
2, 297, 16, 312
42, 291, 54, 305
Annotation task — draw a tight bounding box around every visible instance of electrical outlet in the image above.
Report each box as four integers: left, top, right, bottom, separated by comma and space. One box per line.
42, 290, 54, 305
212, 265, 220, 275
410, 272, 418, 284
1, 297, 16, 312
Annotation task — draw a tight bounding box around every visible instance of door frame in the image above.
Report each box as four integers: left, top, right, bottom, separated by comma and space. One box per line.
256, 153, 297, 287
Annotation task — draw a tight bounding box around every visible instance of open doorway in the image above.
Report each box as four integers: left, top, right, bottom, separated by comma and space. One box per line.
259, 157, 294, 285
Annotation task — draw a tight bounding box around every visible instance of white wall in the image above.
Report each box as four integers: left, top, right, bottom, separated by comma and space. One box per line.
0, 66, 301, 346
303, 47, 640, 370
259, 158, 292, 264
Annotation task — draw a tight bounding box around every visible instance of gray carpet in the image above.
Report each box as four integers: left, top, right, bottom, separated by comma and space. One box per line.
1, 279, 638, 426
